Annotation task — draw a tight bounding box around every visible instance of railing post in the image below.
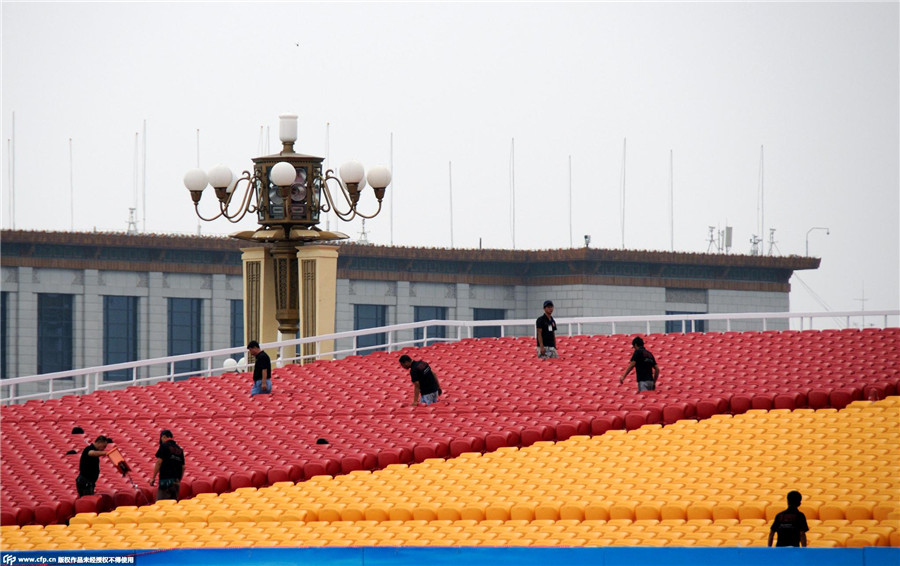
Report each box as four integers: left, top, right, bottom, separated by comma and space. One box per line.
611, 322, 616, 335
646, 321, 651, 335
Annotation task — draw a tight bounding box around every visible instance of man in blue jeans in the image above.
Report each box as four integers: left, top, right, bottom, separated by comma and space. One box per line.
399, 355, 442, 406
247, 340, 272, 396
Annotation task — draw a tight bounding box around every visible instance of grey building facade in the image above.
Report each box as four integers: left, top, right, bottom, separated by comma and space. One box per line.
1, 230, 819, 385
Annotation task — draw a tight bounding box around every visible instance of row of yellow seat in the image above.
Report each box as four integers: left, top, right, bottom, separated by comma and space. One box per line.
3, 518, 897, 549
2, 397, 896, 549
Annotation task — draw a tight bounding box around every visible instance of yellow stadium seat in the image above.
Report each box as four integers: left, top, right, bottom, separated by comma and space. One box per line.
585, 501, 611, 521
686, 503, 714, 521
846, 534, 881, 547
660, 503, 688, 521
712, 503, 740, 521
819, 503, 848, 521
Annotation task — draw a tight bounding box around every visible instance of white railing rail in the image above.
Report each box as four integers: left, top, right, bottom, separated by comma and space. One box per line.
2, 309, 896, 405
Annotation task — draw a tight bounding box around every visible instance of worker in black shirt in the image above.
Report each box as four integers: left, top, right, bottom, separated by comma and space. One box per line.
768, 490, 809, 547
620, 336, 659, 392
247, 340, 272, 396
150, 429, 186, 501
536, 300, 559, 359
399, 355, 442, 406
76, 435, 111, 497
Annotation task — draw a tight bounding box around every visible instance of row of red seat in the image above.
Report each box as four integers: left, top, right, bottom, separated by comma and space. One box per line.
1, 327, 898, 526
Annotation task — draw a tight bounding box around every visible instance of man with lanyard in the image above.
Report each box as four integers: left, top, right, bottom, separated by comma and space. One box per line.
247, 340, 272, 396
150, 429, 185, 501
620, 336, 659, 392
399, 355, 442, 406
76, 435, 111, 497
536, 300, 558, 359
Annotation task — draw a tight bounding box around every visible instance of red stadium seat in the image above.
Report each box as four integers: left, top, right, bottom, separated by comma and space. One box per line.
413, 443, 439, 463
33, 503, 59, 526
266, 468, 290, 485
340, 457, 364, 474
662, 402, 690, 425
191, 479, 216, 496
554, 423, 579, 442
624, 411, 651, 431
773, 393, 800, 410
730, 395, 752, 415
303, 462, 329, 479
750, 392, 775, 410
590, 415, 620, 435
211, 475, 230, 494
74, 496, 101, 515
484, 431, 516, 452
0, 510, 17, 526
229, 472, 253, 490
113, 490, 136, 507
829, 389, 854, 410
808, 390, 830, 410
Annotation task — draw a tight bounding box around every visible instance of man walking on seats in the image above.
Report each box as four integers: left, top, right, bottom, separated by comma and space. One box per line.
399, 355, 442, 406
536, 300, 559, 359
150, 430, 185, 501
247, 340, 272, 396
76, 435, 111, 497
620, 336, 659, 392
768, 490, 809, 547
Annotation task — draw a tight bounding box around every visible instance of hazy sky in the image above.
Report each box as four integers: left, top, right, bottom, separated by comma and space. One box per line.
2, 1, 898, 317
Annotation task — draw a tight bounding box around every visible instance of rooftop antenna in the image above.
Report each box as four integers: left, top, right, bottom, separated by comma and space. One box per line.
358, 219, 370, 245
749, 234, 762, 256
196, 128, 201, 236
69, 138, 75, 231
669, 149, 674, 252
568, 155, 573, 248
126, 208, 138, 235
757, 145, 764, 253
706, 226, 717, 253
855, 282, 868, 328
132, 132, 139, 232
767, 227, 780, 256
620, 137, 627, 249
142, 120, 147, 233
389, 131, 394, 245
510, 138, 516, 249
448, 161, 454, 248
8, 111, 15, 229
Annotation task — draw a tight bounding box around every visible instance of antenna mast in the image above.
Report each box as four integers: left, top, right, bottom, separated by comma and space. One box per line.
620, 138, 627, 249
568, 155, 573, 248
448, 161, 454, 248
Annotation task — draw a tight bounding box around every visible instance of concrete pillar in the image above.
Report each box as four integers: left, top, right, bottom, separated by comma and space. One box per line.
241, 247, 279, 361
297, 245, 339, 362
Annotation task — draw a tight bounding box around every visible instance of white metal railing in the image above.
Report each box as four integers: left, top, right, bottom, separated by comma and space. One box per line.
1, 309, 896, 405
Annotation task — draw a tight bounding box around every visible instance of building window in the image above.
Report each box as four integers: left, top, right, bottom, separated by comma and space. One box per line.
665, 311, 707, 334
414, 306, 447, 346
473, 307, 505, 339
354, 304, 387, 354
38, 294, 74, 375
103, 296, 139, 381
0, 292, 7, 379
231, 299, 244, 361
168, 298, 202, 378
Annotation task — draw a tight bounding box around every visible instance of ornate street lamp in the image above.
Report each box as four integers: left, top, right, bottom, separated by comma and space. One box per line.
184, 114, 390, 335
